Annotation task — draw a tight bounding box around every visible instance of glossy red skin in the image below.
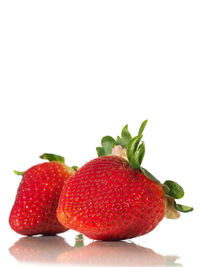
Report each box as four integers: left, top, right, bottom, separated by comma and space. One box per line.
9, 161, 73, 236
57, 156, 166, 241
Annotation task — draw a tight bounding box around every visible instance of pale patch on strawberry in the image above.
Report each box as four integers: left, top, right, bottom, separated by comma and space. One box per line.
111, 145, 128, 160
65, 166, 76, 175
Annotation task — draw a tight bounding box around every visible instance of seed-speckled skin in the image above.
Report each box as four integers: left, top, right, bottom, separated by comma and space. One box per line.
57, 156, 166, 240
9, 162, 74, 235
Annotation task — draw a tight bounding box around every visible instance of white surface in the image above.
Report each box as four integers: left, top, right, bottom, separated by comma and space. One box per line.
0, 1, 200, 266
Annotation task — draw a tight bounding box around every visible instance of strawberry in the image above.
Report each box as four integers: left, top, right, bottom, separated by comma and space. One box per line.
57, 121, 193, 241
9, 153, 75, 236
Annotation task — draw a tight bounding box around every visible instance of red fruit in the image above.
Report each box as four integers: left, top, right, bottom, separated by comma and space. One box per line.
57, 121, 193, 241
57, 155, 165, 240
9, 153, 75, 236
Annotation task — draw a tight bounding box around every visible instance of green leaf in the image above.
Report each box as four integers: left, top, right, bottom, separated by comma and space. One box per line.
121, 125, 132, 148
116, 136, 124, 147
162, 184, 170, 194
96, 136, 116, 157
101, 136, 116, 155
127, 135, 143, 163
129, 150, 141, 169
138, 142, 145, 165
175, 203, 193, 213
96, 147, 106, 157
14, 170, 25, 176
75, 234, 84, 248
164, 180, 184, 199
40, 153, 65, 163
96, 120, 148, 164
140, 167, 160, 183
72, 166, 79, 171
138, 120, 148, 135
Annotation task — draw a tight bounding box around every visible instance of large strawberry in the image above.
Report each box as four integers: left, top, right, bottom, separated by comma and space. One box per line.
9, 153, 75, 236
57, 121, 193, 241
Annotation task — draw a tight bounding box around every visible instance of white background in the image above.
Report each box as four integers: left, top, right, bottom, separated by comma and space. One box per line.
0, 1, 199, 266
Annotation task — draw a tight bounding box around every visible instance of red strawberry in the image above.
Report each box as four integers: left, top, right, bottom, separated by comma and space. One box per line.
9, 153, 75, 236
57, 121, 193, 241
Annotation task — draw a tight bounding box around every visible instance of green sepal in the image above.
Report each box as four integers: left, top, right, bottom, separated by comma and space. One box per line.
127, 135, 143, 166
128, 142, 146, 169
40, 153, 65, 163
14, 170, 25, 176
96, 147, 106, 157
74, 234, 84, 248
96, 120, 148, 165
125, 120, 147, 169
127, 135, 143, 159
121, 124, 132, 148
116, 136, 124, 147
101, 136, 116, 154
138, 120, 148, 135
72, 166, 79, 171
96, 136, 116, 157
174, 203, 193, 213
162, 184, 170, 194
129, 150, 141, 169
140, 167, 160, 183
164, 180, 184, 199
138, 142, 145, 165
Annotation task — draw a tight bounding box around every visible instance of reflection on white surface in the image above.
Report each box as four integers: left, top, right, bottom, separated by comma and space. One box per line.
9, 236, 182, 266
9, 236, 72, 263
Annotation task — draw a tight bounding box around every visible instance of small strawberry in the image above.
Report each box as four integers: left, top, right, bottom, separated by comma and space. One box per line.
57, 121, 193, 241
9, 153, 75, 236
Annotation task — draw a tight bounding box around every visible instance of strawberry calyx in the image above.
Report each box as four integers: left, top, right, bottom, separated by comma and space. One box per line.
74, 234, 84, 248
14, 153, 76, 176
13, 170, 25, 176
96, 120, 147, 169
96, 120, 193, 217
72, 166, 79, 171
40, 153, 76, 175
40, 153, 65, 163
